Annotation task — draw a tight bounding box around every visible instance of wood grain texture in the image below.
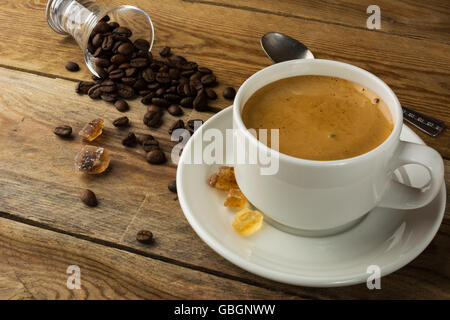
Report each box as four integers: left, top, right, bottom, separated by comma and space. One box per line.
0, 0, 448, 157
195, 0, 450, 43
0, 67, 449, 299
0, 217, 299, 299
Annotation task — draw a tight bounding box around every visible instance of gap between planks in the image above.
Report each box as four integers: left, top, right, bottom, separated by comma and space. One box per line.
0, 210, 316, 299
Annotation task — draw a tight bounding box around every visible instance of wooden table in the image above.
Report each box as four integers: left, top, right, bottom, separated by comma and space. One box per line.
0, 0, 448, 300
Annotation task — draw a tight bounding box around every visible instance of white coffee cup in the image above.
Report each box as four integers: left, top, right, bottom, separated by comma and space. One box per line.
233, 59, 444, 236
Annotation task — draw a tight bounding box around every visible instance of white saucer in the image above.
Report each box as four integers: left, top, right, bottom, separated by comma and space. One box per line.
177, 107, 446, 287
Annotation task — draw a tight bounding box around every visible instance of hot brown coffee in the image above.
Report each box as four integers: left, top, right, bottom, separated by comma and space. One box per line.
242, 75, 393, 161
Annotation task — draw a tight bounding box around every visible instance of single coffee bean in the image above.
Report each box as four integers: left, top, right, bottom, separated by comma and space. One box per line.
164, 93, 181, 103
109, 68, 125, 79
146, 149, 167, 164
65, 61, 80, 72
147, 83, 160, 91
143, 110, 163, 128
141, 92, 156, 105
76, 81, 95, 94
93, 47, 103, 57
114, 99, 129, 112
53, 125, 72, 138
121, 77, 136, 86
156, 73, 171, 84
88, 84, 102, 99
193, 92, 208, 111
116, 83, 134, 99
96, 67, 109, 79
168, 104, 183, 116
112, 40, 123, 53
223, 86, 236, 100
191, 78, 203, 91
142, 139, 160, 152
159, 46, 171, 57
137, 134, 155, 145
152, 97, 169, 108
182, 61, 198, 70
106, 64, 117, 73
181, 70, 195, 78
113, 26, 132, 37
118, 61, 130, 68
113, 116, 129, 127
155, 88, 165, 96
122, 132, 137, 147
101, 93, 118, 103
80, 189, 98, 207
187, 119, 204, 131
100, 15, 110, 22
134, 39, 150, 51
125, 67, 137, 77
118, 42, 134, 55
180, 97, 194, 108
198, 66, 212, 74
99, 79, 116, 93
101, 35, 115, 51
130, 57, 149, 67
169, 68, 180, 80
92, 33, 104, 48
93, 21, 110, 34
170, 55, 187, 65
147, 105, 162, 113
136, 230, 153, 244
111, 54, 127, 65
169, 119, 185, 134
201, 74, 216, 86
168, 180, 177, 193
109, 21, 119, 29
139, 90, 152, 96
133, 79, 148, 91
142, 68, 155, 83
205, 88, 217, 100
190, 72, 202, 82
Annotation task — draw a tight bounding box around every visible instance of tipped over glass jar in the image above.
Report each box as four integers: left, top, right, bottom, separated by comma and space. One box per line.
46, 0, 154, 77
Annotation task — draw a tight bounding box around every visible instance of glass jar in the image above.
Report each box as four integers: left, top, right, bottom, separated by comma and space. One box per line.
46, 0, 154, 77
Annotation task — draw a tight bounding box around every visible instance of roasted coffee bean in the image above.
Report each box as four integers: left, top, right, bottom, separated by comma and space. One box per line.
76, 81, 95, 94
118, 42, 134, 55
88, 41, 96, 54
146, 149, 166, 164
106, 64, 117, 73
155, 88, 165, 96
169, 119, 185, 135
125, 67, 137, 77
223, 86, 236, 100
156, 73, 171, 84
198, 66, 212, 74
101, 35, 115, 51
147, 105, 162, 113
181, 70, 195, 78
116, 83, 134, 98
183, 83, 195, 97
193, 92, 208, 111
130, 57, 149, 67
142, 68, 155, 82
93, 47, 103, 57
111, 54, 127, 65
101, 93, 118, 103
93, 21, 110, 34
168, 104, 183, 116
177, 83, 185, 96
80, 189, 98, 207
147, 83, 160, 91
150, 61, 161, 71
121, 77, 136, 86
169, 68, 180, 80
187, 119, 204, 131
170, 55, 187, 65
119, 62, 131, 69
159, 65, 169, 73
137, 134, 155, 145
112, 40, 123, 53
96, 67, 109, 79
205, 88, 217, 100
164, 94, 181, 103
113, 34, 129, 42
180, 97, 194, 108
134, 39, 150, 51
113, 116, 129, 127
201, 74, 216, 86
136, 230, 153, 244
92, 75, 102, 82
141, 92, 156, 105
109, 69, 125, 79
53, 125, 72, 138
182, 62, 198, 70
190, 72, 202, 82
159, 46, 171, 57
168, 180, 177, 193
142, 139, 160, 152
88, 84, 102, 99
65, 61, 80, 72
191, 78, 203, 91
100, 15, 110, 22
143, 110, 162, 128
133, 79, 148, 91
113, 26, 132, 37
109, 21, 119, 29
166, 86, 177, 94
99, 81, 116, 93
114, 99, 129, 112
122, 132, 137, 147
151, 97, 169, 108
139, 90, 152, 96
92, 33, 104, 47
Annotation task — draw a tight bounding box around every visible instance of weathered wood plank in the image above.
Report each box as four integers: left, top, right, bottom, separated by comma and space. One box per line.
0, 67, 448, 299
194, 0, 450, 43
0, 0, 448, 156
0, 217, 298, 299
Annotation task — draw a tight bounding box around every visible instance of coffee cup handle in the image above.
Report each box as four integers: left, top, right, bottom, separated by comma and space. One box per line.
378, 141, 444, 209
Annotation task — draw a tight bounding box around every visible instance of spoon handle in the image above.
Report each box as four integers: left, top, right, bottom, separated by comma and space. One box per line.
402, 106, 445, 137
